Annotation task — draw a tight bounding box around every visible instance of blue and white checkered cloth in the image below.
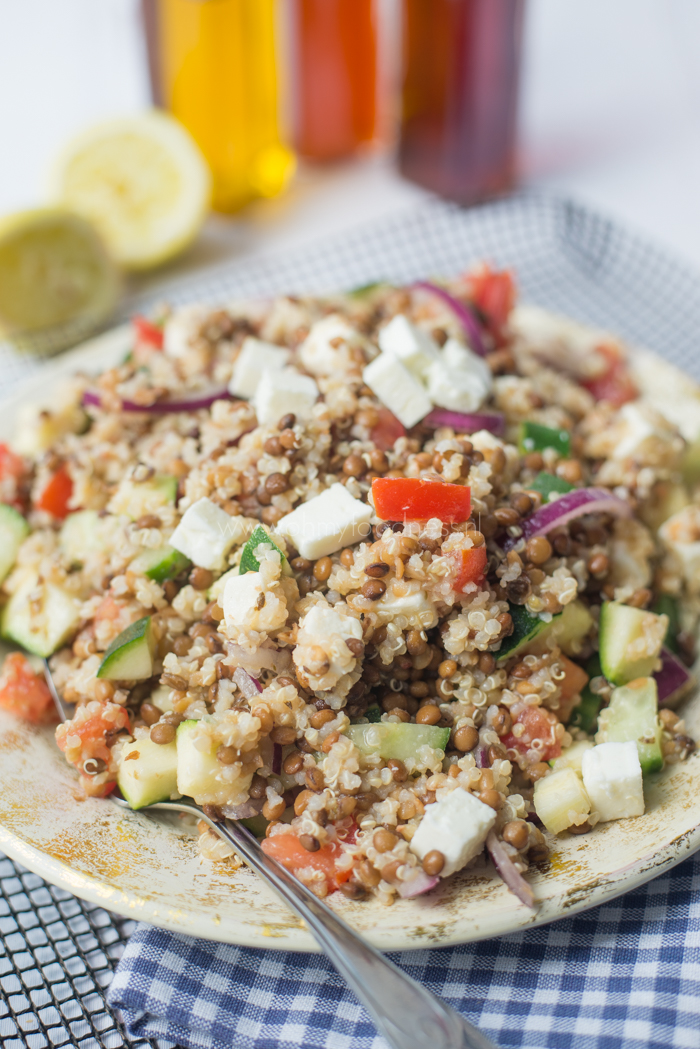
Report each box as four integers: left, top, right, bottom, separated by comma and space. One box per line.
108, 851, 700, 1049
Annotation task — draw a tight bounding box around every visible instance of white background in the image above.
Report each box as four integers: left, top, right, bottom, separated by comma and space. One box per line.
1, 0, 700, 285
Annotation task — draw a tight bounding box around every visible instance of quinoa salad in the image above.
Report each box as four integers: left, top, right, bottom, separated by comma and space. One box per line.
0, 265, 698, 908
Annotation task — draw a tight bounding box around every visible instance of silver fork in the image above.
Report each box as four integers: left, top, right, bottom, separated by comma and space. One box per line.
44, 661, 500, 1049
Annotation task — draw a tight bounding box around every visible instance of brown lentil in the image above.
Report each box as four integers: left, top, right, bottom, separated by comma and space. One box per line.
270, 725, 297, 745
438, 659, 457, 679
150, 722, 176, 745
189, 567, 214, 591
217, 745, 238, 765
362, 579, 387, 600
502, 820, 529, 850
313, 556, 333, 582
262, 797, 286, 821
525, 536, 552, 564
453, 725, 478, 752
422, 850, 445, 876
305, 767, 325, 791
265, 472, 288, 495
139, 702, 161, 727
373, 828, 399, 853
278, 413, 296, 431
416, 704, 441, 725
365, 561, 390, 578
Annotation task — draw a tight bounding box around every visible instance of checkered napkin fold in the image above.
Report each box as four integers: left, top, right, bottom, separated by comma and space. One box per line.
108, 852, 700, 1049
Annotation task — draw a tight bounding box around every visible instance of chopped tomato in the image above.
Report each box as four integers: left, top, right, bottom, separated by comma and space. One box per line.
36, 466, 73, 519
261, 834, 351, 892
133, 315, 164, 350
582, 343, 637, 407
370, 407, 406, 452
0, 653, 55, 724
55, 701, 130, 797
465, 264, 516, 344
501, 705, 562, 762
452, 545, 488, 591
372, 477, 471, 523
0, 443, 26, 509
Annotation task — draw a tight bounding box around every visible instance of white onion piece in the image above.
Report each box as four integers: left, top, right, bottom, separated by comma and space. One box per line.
232, 667, 263, 700
503, 487, 632, 552
486, 830, 535, 908
227, 643, 292, 676
423, 407, 505, 436
655, 647, 694, 708
221, 799, 263, 820
397, 869, 440, 898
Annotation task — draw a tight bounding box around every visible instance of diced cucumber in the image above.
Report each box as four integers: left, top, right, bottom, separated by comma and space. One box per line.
682, 433, 700, 489
176, 718, 223, 804
533, 767, 591, 834
0, 504, 29, 584
129, 545, 190, 583
599, 601, 667, 686
117, 737, 178, 810
528, 471, 575, 501
59, 509, 123, 565
1, 572, 81, 657
13, 399, 88, 457
651, 594, 680, 655
96, 616, 155, 680
239, 525, 288, 575
108, 475, 178, 520
241, 814, 269, 838
497, 599, 593, 664
519, 421, 571, 458
550, 739, 593, 774
149, 685, 174, 713
345, 723, 450, 761
596, 677, 663, 774
567, 654, 603, 734
640, 481, 689, 533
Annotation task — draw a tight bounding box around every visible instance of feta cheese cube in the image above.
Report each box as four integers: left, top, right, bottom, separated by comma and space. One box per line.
426, 338, 493, 414
581, 741, 644, 822
228, 337, 290, 399
612, 403, 676, 461
222, 570, 289, 634
293, 600, 363, 690
163, 305, 209, 358
659, 505, 700, 595
374, 578, 438, 631
275, 483, 373, 560
299, 315, 357, 376
378, 315, 440, 380
362, 353, 432, 428
170, 497, 244, 570
253, 368, 319, 426
410, 787, 496, 877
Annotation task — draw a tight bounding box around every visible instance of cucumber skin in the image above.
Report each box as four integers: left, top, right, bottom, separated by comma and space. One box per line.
652, 595, 680, 654
568, 654, 603, 734
596, 678, 663, 774
118, 737, 178, 809
96, 616, 155, 680
0, 504, 29, 584
346, 723, 450, 761
496, 604, 551, 663
130, 545, 190, 583
498, 600, 593, 664
599, 602, 666, 685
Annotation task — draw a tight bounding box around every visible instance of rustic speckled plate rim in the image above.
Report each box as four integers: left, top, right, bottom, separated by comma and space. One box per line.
1, 324, 700, 953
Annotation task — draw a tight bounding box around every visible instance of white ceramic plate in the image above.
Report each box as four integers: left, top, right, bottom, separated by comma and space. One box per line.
1, 325, 700, 952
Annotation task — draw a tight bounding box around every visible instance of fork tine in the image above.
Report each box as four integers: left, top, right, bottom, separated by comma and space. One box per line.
42, 659, 75, 722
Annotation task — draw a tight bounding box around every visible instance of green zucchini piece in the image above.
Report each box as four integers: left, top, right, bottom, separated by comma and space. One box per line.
346, 723, 450, 761
129, 545, 190, 583
117, 736, 178, 809
595, 677, 663, 774
567, 654, 604, 734
529, 471, 575, 501
599, 601, 667, 685
0, 504, 29, 584
1, 572, 81, 657
96, 616, 155, 680
239, 525, 288, 575
651, 594, 680, 655
59, 510, 123, 565
519, 421, 571, 457
497, 599, 593, 664
176, 718, 222, 803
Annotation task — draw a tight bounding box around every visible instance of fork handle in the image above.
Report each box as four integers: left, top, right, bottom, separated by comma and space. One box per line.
211, 817, 499, 1049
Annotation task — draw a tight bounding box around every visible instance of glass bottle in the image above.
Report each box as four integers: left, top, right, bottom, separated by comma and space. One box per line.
289, 0, 379, 161
142, 0, 295, 213
399, 0, 524, 204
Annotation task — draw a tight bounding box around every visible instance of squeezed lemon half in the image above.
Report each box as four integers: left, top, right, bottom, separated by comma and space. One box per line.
0, 207, 120, 355
48, 110, 211, 271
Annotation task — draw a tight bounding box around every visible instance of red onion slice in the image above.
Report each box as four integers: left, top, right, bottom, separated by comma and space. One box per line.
503, 487, 632, 552
221, 799, 263, 820
272, 743, 283, 775
233, 667, 263, 700
423, 407, 505, 436
474, 747, 490, 769
397, 869, 440, 898
655, 647, 694, 708
83, 387, 232, 413
486, 830, 535, 909
414, 281, 487, 358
